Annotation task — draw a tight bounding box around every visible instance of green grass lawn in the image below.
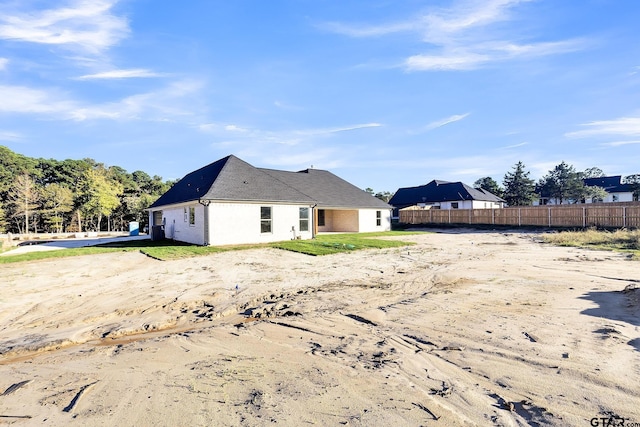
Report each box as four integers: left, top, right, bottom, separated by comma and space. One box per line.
0, 231, 423, 263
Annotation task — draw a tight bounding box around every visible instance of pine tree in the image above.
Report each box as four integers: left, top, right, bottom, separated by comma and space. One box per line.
502, 162, 536, 206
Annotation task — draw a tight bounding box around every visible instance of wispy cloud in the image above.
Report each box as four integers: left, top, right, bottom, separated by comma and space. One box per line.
600, 140, 640, 147
0, 130, 23, 142
424, 113, 470, 130
0, 57, 7, 70
75, 68, 163, 80
0, 79, 204, 122
0, 85, 76, 114
0, 0, 128, 54
325, 0, 586, 71
502, 141, 528, 149
565, 116, 640, 138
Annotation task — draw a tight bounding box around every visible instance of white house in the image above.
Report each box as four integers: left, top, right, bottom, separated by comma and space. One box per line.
534, 175, 638, 205
389, 179, 504, 217
147, 155, 392, 246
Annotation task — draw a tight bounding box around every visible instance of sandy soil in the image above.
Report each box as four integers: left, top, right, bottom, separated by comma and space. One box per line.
0, 229, 638, 426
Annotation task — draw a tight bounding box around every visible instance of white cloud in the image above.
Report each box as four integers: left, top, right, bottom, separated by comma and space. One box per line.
565, 117, 640, 138
0, 130, 23, 142
600, 140, 640, 147
0, 85, 76, 114
0, 78, 204, 122
0, 0, 128, 54
406, 52, 489, 71
502, 142, 528, 149
424, 113, 471, 131
326, 0, 585, 72
0, 57, 7, 70
75, 68, 163, 80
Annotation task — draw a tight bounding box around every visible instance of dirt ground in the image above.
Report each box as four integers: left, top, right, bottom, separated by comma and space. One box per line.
0, 229, 638, 426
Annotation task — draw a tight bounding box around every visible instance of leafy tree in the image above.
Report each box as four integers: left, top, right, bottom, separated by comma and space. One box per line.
0, 202, 7, 233
364, 187, 374, 195
40, 183, 74, 232
473, 177, 504, 198
374, 191, 394, 203
624, 174, 640, 201
502, 162, 536, 206
79, 168, 124, 231
7, 173, 40, 233
581, 167, 605, 179
536, 161, 585, 204
582, 185, 608, 203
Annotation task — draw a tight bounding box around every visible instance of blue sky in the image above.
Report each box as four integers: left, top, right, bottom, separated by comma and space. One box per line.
1, 0, 639, 193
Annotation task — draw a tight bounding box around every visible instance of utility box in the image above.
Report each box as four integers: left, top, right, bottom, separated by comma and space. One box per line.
129, 222, 139, 236
151, 225, 165, 241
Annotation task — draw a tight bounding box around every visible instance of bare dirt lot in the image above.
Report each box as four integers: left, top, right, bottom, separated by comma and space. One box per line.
1, 229, 638, 426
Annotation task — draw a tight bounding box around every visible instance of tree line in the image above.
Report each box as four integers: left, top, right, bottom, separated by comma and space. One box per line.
366, 161, 640, 207
475, 161, 640, 206
0, 146, 175, 234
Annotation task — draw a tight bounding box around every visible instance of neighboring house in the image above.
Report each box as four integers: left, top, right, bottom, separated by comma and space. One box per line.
389, 180, 505, 217
148, 155, 392, 246
534, 175, 638, 205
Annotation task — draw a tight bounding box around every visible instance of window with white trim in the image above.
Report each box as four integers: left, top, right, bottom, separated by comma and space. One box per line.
184, 207, 188, 222
376, 210, 381, 226
189, 207, 195, 226
261, 206, 272, 233
299, 207, 309, 232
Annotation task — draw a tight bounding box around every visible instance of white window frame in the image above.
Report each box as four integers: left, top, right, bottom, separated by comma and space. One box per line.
189, 206, 196, 226
261, 206, 272, 233
299, 207, 309, 232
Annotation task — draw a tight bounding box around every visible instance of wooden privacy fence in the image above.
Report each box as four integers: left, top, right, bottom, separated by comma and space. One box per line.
399, 203, 640, 229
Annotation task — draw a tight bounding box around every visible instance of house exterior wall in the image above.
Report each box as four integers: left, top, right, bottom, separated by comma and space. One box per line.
208, 202, 313, 246
150, 203, 205, 245
585, 192, 634, 203
149, 202, 314, 246
471, 200, 503, 209
535, 191, 635, 205
358, 209, 392, 232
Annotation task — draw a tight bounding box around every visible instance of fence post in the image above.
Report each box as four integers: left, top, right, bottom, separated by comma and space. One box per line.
518, 208, 521, 227
448, 209, 451, 224
469, 209, 472, 224
492, 208, 495, 225
548, 207, 551, 227
623, 206, 627, 228
583, 207, 586, 228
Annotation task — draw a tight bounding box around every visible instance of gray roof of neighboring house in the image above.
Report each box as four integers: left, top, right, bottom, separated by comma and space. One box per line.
149, 155, 390, 210
389, 179, 504, 209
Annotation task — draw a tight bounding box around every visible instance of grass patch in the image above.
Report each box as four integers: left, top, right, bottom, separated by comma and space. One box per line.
0, 231, 425, 263
0, 246, 137, 264
542, 228, 640, 258
272, 231, 421, 256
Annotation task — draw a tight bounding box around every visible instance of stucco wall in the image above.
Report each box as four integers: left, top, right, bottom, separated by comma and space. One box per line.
160, 203, 205, 245
208, 202, 313, 246
358, 209, 392, 232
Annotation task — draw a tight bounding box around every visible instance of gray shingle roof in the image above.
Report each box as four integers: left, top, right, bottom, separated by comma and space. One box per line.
260, 168, 391, 209
389, 179, 504, 208
150, 155, 390, 209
